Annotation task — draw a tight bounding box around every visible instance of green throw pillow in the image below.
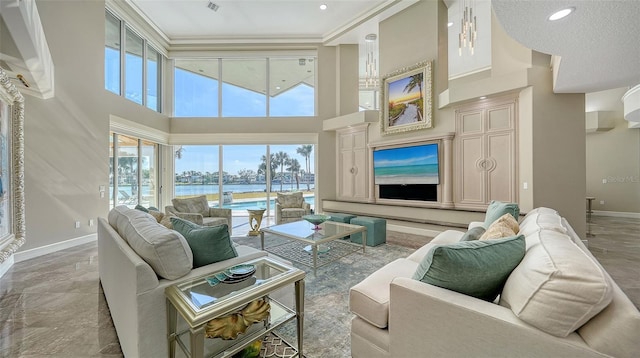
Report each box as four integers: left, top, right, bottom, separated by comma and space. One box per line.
459, 226, 486, 241
412, 235, 525, 301
483, 201, 520, 229
170, 217, 238, 268
134, 205, 159, 213
135, 204, 149, 213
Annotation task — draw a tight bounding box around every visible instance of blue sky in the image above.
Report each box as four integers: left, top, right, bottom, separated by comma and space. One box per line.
175, 144, 314, 176
373, 144, 438, 167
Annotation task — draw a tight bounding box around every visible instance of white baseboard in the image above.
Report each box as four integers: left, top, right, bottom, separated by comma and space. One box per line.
387, 224, 442, 237
593, 210, 640, 219
15, 234, 97, 263
0, 254, 14, 279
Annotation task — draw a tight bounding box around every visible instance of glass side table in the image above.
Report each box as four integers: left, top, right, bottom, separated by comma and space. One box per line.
165, 257, 305, 358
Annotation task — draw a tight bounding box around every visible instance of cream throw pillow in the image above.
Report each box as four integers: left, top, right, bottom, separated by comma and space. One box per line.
480, 213, 520, 240
500, 230, 613, 337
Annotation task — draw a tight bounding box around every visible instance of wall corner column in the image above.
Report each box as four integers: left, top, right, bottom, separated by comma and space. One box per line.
441, 134, 454, 208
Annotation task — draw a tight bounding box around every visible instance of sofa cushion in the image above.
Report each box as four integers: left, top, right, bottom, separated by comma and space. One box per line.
480, 213, 519, 240
412, 235, 525, 302
170, 217, 238, 268
406, 230, 465, 263
459, 226, 486, 241
172, 195, 210, 216
349, 258, 419, 328
277, 192, 304, 208
483, 200, 520, 229
281, 208, 307, 218
109, 206, 193, 280
500, 230, 614, 337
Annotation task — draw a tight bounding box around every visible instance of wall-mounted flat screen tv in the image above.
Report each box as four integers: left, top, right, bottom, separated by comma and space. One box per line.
373, 143, 439, 185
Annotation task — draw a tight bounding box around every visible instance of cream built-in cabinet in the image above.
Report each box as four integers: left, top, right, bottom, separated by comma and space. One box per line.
455, 97, 518, 210
337, 124, 370, 202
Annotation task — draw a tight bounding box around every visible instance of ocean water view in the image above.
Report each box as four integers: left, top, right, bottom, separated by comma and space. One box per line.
374, 164, 439, 185
117, 183, 314, 197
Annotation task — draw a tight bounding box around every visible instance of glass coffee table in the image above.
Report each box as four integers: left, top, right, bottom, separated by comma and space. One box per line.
165, 257, 305, 358
260, 220, 367, 275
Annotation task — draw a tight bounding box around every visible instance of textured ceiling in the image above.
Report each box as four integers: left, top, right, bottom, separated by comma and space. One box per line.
492, 0, 640, 93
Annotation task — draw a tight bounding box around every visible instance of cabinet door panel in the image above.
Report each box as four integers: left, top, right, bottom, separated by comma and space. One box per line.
353, 148, 368, 199
460, 110, 483, 135
459, 136, 485, 204
487, 104, 513, 132
339, 151, 353, 198
487, 133, 515, 202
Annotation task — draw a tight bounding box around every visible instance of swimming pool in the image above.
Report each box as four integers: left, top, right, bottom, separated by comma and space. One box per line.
225, 196, 315, 211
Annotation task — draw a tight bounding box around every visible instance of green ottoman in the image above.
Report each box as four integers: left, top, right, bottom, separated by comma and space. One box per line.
327, 213, 357, 224
350, 216, 386, 247
327, 213, 357, 239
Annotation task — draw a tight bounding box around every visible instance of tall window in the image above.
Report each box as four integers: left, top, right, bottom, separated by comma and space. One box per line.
222, 145, 268, 209
146, 45, 161, 111
110, 132, 159, 208
105, 11, 121, 95
174, 57, 316, 117
105, 10, 163, 112
174, 60, 219, 117
173, 144, 315, 216
125, 28, 144, 104
222, 59, 266, 117
174, 145, 220, 203
269, 58, 315, 116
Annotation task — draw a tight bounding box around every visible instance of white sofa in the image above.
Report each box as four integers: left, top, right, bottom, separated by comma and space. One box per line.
349, 207, 640, 358
98, 206, 273, 358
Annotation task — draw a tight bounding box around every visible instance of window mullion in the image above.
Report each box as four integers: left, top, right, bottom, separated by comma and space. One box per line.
142, 42, 147, 107
218, 58, 223, 118
266, 57, 270, 117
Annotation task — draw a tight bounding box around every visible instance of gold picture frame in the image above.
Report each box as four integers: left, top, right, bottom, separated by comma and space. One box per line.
380, 60, 433, 135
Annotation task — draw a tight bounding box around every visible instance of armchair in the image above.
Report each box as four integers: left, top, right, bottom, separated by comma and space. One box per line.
275, 192, 311, 224
165, 195, 232, 235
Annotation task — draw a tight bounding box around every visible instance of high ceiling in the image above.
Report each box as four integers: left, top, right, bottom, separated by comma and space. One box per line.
129, 0, 640, 95
128, 0, 416, 45
492, 0, 640, 94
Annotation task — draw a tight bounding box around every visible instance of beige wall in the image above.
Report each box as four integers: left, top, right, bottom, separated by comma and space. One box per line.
586, 88, 640, 215
20, 0, 169, 251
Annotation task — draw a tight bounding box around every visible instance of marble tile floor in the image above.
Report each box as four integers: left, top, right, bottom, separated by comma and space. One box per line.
0, 215, 637, 357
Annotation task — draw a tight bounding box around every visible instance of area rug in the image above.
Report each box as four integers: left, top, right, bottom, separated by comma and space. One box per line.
232, 233, 418, 358
259, 332, 302, 358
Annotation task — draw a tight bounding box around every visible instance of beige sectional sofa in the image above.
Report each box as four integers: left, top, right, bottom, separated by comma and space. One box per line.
350, 207, 640, 357
98, 206, 273, 358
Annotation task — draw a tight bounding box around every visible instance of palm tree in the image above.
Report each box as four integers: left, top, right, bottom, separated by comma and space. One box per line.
174, 145, 184, 159
403, 73, 424, 100
286, 158, 301, 190
274, 151, 290, 192
258, 154, 278, 192
296, 145, 313, 190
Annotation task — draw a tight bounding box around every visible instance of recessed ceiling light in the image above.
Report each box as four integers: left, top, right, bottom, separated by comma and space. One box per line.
447, 22, 453, 27
276, 86, 281, 90
319, 4, 327, 10
548, 7, 574, 21
479, 96, 487, 100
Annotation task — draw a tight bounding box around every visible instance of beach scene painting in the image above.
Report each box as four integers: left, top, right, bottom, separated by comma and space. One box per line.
373, 144, 439, 185
381, 60, 432, 135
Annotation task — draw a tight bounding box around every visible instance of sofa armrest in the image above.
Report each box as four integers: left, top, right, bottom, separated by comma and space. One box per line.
275, 203, 283, 223
303, 202, 311, 213
388, 277, 605, 357
468, 221, 484, 230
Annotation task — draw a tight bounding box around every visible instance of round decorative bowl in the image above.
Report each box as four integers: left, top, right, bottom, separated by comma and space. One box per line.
302, 214, 331, 230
